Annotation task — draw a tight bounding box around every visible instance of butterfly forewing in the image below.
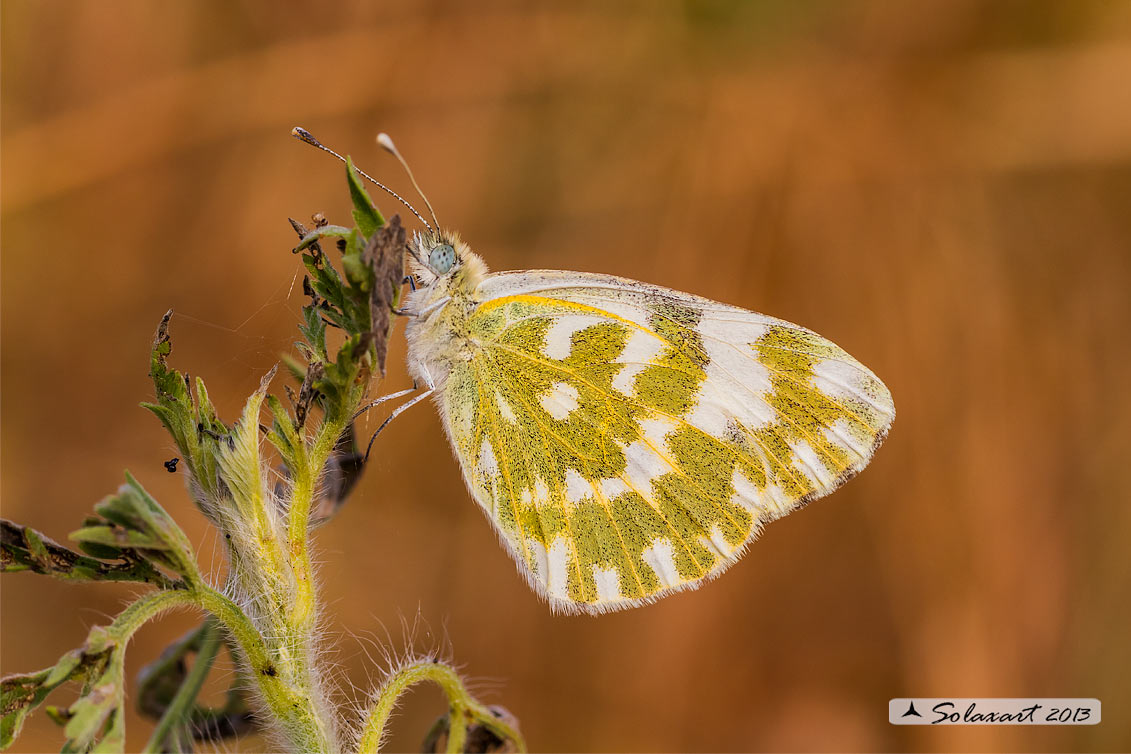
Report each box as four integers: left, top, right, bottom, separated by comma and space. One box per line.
439, 271, 894, 614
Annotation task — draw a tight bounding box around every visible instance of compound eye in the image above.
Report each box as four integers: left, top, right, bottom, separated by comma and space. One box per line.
428, 244, 456, 274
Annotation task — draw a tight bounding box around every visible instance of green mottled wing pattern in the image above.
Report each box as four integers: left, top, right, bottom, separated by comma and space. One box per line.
441, 271, 894, 614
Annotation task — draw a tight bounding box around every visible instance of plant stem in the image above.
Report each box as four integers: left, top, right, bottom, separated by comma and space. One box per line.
286, 405, 354, 632
112, 589, 196, 641
194, 584, 336, 753
357, 658, 526, 754
141, 617, 222, 754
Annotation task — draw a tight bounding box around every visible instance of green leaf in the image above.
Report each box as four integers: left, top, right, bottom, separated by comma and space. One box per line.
1, 519, 176, 587
148, 311, 190, 408
143, 313, 227, 509
3, 591, 197, 752
70, 526, 168, 551
58, 474, 202, 587
280, 353, 308, 383
2, 669, 52, 749
44, 651, 84, 687
299, 304, 328, 361
76, 540, 123, 560
0, 634, 116, 751
63, 670, 121, 752
266, 394, 303, 471
215, 367, 277, 525
304, 254, 347, 309
320, 307, 349, 331
346, 156, 384, 237
293, 224, 353, 253
121, 473, 201, 584
44, 705, 72, 727
341, 227, 373, 293
195, 377, 224, 433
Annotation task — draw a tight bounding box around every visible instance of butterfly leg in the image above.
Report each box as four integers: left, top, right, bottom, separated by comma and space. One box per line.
362, 386, 434, 461
352, 384, 419, 421
391, 275, 419, 317
392, 294, 452, 319
359, 365, 435, 461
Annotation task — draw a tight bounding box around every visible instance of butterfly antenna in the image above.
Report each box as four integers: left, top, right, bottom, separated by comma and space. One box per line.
376, 133, 442, 236
291, 127, 434, 234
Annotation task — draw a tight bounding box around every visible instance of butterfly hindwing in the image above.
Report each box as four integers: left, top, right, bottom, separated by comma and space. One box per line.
439, 271, 894, 614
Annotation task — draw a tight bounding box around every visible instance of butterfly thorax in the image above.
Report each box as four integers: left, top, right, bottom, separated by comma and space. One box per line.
403, 235, 488, 389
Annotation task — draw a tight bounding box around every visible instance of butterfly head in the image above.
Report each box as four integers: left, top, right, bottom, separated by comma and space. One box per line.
427, 240, 457, 275
408, 229, 487, 296
288, 128, 486, 304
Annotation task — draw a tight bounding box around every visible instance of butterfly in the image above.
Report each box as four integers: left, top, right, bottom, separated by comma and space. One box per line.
297, 129, 895, 615
397, 237, 894, 615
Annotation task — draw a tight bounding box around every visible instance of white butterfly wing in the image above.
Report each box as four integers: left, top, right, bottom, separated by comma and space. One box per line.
437, 270, 893, 614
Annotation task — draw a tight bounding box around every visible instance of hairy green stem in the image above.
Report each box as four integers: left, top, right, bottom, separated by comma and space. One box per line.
194, 585, 335, 753
358, 658, 526, 754
286, 399, 358, 632
141, 617, 223, 753
112, 589, 196, 641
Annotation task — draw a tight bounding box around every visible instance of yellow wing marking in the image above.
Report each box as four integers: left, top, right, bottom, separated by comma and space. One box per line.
642, 305, 878, 466
489, 340, 754, 538
489, 369, 599, 601
475, 370, 535, 574
480, 294, 823, 495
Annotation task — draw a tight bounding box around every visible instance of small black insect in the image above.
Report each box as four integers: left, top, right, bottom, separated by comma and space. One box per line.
163, 457, 180, 473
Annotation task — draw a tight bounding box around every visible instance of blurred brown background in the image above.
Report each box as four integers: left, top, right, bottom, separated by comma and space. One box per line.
3, 1, 1130, 752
